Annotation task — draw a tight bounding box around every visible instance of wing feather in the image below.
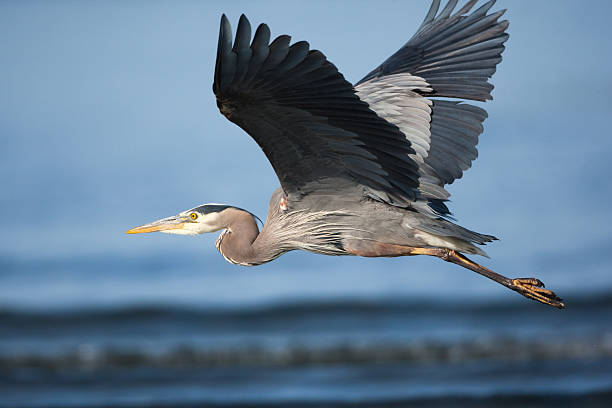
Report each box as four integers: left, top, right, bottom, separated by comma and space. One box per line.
357, 0, 508, 102
213, 15, 422, 207
356, 0, 508, 216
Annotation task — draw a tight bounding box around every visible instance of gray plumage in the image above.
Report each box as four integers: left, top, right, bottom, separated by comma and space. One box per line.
128, 1, 565, 308
213, 0, 505, 242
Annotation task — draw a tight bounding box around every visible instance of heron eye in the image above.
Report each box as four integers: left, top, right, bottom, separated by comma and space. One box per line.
190, 213, 198, 220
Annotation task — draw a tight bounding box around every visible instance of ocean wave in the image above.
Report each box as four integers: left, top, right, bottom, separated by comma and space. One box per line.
2, 334, 612, 370
1, 290, 611, 325
7, 391, 611, 408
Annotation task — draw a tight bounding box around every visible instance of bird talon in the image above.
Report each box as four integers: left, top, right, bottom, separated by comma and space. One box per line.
514, 278, 544, 287
511, 278, 564, 309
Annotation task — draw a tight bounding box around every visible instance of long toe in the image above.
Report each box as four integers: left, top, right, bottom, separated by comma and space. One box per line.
515, 277, 545, 287
511, 278, 565, 309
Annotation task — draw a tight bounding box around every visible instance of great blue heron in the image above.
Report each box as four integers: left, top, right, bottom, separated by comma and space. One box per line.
127, 0, 565, 308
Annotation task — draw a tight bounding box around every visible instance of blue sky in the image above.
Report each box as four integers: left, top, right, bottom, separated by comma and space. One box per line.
1, 1, 611, 304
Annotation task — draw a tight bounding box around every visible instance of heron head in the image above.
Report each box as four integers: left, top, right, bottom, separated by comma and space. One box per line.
126, 204, 236, 236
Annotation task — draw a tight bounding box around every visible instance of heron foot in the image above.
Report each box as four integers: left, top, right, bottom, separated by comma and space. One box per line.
509, 278, 565, 309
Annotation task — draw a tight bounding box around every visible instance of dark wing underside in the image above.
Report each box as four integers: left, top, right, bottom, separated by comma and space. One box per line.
356, 0, 509, 214
213, 15, 421, 207
357, 0, 508, 102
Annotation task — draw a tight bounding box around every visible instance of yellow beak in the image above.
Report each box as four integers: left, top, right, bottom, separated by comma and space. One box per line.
126, 216, 186, 234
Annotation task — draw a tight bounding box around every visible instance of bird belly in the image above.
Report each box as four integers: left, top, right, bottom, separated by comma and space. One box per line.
342, 239, 418, 257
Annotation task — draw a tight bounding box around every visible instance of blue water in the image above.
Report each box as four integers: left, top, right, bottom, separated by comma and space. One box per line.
1, 253, 612, 407
2, 0, 612, 406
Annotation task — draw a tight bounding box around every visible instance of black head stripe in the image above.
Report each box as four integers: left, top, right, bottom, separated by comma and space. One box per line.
192, 204, 262, 226
193, 204, 233, 214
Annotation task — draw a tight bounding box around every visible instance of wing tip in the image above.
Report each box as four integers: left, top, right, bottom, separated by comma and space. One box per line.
238, 13, 250, 27
220, 13, 229, 26
420, 0, 441, 30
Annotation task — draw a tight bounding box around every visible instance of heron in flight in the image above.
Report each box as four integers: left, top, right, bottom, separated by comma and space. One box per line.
127, 0, 564, 308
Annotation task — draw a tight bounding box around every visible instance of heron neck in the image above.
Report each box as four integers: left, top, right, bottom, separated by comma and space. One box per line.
215, 208, 270, 266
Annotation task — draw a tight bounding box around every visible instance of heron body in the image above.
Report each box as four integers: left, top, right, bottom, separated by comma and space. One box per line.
127, 0, 565, 308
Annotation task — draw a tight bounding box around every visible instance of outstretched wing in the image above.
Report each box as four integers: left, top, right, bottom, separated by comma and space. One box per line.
213, 15, 422, 207
356, 0, 508, 208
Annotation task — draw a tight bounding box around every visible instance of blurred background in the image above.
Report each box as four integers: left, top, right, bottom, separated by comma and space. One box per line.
1, 1, 611, 407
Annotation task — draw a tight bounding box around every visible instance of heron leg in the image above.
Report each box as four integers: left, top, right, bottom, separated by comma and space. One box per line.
409, 247, 565, 309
